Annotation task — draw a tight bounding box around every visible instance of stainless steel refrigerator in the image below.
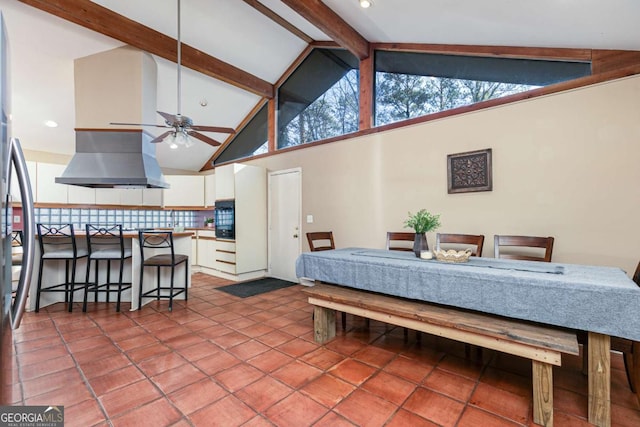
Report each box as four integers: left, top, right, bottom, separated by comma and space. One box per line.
1, 12, 35, 405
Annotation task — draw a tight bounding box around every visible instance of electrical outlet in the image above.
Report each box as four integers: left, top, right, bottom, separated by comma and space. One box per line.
13, 215, 20, 223
306, 215, 313, 224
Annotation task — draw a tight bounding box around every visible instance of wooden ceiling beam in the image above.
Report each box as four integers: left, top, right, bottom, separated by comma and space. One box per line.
19, 0, 274, 98
279, 0, 370, 60
242, 0, 314, 44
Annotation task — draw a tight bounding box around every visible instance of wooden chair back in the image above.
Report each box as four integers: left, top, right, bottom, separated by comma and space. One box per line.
494, 235, 554, 262
436, 233, 485, 257
306, 232, 335, 252
385, 232, 414, 252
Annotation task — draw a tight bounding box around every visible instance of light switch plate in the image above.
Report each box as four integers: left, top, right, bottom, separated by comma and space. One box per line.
306, 215, 313, 224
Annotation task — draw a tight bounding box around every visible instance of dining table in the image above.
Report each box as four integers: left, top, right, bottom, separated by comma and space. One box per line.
296, 248, 640, 427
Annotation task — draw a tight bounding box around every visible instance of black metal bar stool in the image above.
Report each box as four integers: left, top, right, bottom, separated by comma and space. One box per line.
35, 223, 88, 312
84, 224, 132, 312
138, 230, 188, 311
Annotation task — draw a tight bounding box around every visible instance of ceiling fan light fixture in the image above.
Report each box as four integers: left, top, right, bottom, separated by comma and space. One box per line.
359, 0, 372, 8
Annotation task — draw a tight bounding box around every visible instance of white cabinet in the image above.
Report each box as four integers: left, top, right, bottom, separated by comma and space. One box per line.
142, 189, 162, 206
35, 163, 68, 203
214, 164, 235, 200
163, 175, 205, 207
212, 163, 267, 277
95, 188, 121, 205
67, 186, 95, 204
197, 230, 216, 269
204, 174, 216, 207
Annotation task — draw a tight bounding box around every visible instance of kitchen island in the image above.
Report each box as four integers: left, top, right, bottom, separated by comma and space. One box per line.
28, 230, 193, 311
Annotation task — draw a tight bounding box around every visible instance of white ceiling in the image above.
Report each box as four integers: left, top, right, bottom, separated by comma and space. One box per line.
1, 0, 639, 171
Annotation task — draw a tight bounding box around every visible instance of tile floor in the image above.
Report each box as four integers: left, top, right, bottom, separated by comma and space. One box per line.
7, 273, 640, 426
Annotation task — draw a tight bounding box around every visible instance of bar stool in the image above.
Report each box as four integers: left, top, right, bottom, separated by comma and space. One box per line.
84, 224, 132, 312
138, 230, 188, 311
35, 223, 88, 312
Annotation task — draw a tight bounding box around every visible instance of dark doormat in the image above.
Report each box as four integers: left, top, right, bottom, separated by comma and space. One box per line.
216, 277, 298, 298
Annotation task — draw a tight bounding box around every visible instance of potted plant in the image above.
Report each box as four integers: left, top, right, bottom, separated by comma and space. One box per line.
404, 209, 441, 257
205, 217, 214, 228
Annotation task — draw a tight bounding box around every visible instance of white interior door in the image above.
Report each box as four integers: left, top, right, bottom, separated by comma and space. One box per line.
268, 168, 301, 282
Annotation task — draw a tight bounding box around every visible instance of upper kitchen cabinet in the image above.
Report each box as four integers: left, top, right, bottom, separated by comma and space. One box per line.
215, 164, 235, 200
9, 160, 36, 204
204, 174, 215, 207
35, 163, 68, 203
163, 175, 205, 207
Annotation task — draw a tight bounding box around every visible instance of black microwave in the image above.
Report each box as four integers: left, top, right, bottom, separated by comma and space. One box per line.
214, 200, 235, 239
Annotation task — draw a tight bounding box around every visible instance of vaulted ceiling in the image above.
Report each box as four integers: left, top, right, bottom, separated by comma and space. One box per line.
2, 0, 639, 171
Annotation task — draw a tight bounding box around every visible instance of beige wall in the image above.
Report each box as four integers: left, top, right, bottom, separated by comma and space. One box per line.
247, 75, 640, 275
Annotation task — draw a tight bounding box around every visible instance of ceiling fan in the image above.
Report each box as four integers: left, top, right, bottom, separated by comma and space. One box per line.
111, 0, 235, 149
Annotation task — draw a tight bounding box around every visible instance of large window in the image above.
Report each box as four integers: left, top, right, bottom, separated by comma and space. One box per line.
278, 48, 360, 148
213, 104, 268, 166
375, 51, 591, 126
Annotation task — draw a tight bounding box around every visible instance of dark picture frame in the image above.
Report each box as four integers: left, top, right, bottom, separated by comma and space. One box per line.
447, 148, 493, 194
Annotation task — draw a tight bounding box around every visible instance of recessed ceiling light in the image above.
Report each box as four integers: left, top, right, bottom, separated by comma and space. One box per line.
44, 120, 58, 128
359, 0, 372, 8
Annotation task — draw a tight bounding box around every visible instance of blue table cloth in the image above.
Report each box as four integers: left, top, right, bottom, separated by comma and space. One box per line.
296, 248, 640, 341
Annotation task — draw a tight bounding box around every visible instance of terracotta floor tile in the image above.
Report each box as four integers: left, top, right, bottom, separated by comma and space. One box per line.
89, 365, 147, 397
324, 336, 368, 356
189, 395, 256, 426
210, 330, 251, 349
235, 375, 294, 412
403, 387, 466, 427
300, 373, 356, 408
553, 387, 589, 419
352, 345, 397, 368
111, 397, 182, 427
264, 391, 328, 427
163, 332, 206, 350
64, 398, 108, 427
313, 411, 358, 427
138, 352, 188, 377
457, 406, 522, 427
115, 333, 158, 352
18, 344, 69, 367
299, 347, 345, 370
469, 382, 531, 424
20, 355, 76, 381
246, 349, 294, 373
480, 365, 531, 398
100, 379, 162, 417
227, 339, 270, 360
276, 337, 318, 358
256, 330, 295, 347
383, 354, 433, 384
242, 415, 274, 427
151, 363, 207, 394
437, 353, 485, 380
237, 322, 275, 338
22, 367, 84, 399
385, 409, 439, 427
167, 378, 228, 415
272, 360, 323, 389
334, 389, 397, 426
126, 342, 172, 363
328, 358, 378, 386
71, 344, 123, 365
214, 363, 265, 392
24, 382, 93, 407
423, 368, 477, 402
193, 351, 240, 375
361, 371, 417, 405
80, 353, 136, 379
175, 341, 221, 362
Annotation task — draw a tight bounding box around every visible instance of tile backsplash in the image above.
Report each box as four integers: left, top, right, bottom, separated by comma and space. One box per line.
34, 208, 203, 230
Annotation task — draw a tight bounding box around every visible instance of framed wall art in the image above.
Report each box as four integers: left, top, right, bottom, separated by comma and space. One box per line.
447, 148, 493, 194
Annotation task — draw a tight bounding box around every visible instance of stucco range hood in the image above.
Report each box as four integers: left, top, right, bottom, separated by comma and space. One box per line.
56, 129, 169, 189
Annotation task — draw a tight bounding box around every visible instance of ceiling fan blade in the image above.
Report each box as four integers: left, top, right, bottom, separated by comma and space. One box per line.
157, 111, 177, 123
151, 131, 173, 143
187, 131, 221, 147
110, 122, 169, 128
190, 125, 236, 134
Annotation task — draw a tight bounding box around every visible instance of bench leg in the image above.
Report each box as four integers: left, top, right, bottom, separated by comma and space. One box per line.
314, 306, 336, 344
588, 332, 611, 427
633, 341, 640, 402
532, 360, 553, 427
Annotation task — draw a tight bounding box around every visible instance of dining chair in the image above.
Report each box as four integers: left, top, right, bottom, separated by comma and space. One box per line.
306, 231, 347, 329
436, 233, 485, 257
494, 235, 554, 262
306, 232, 335, 252
84, 224, 132, 312
35, 223, 88, 312
385, 232, 414, 252
138, 230, 189, 311
11, 230, 23, 266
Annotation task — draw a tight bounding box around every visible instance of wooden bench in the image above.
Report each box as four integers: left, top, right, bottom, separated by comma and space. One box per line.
303, 283, 579, 427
